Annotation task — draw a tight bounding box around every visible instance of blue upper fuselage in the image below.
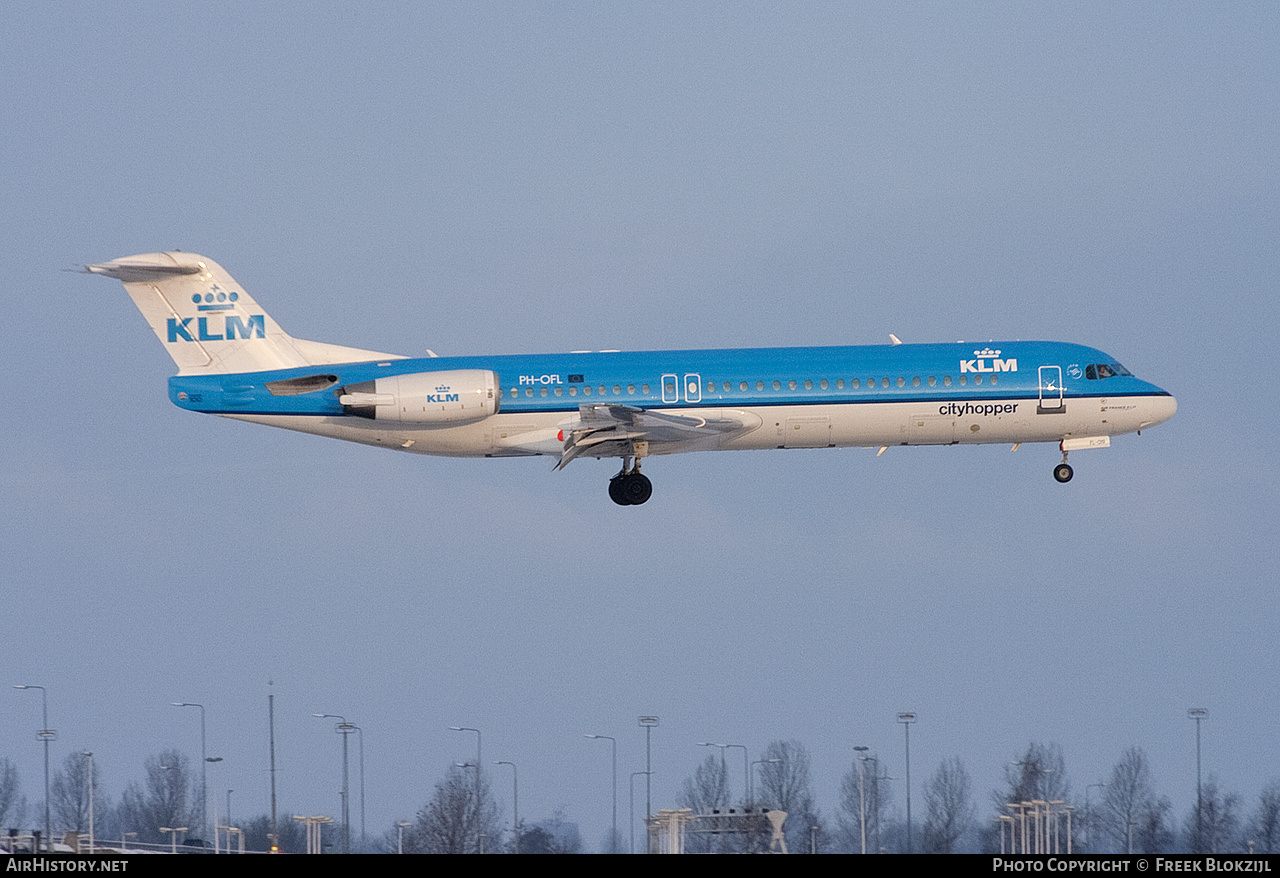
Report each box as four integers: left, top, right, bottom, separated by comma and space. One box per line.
168, 340, 1172, 416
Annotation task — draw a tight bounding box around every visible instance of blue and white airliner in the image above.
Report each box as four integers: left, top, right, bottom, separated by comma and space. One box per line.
88, 252, 1176, 505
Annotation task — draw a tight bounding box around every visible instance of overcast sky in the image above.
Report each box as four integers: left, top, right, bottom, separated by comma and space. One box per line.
2, 2, 1277, 852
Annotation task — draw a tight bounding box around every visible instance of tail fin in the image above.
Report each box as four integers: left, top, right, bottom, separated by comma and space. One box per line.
87, 252, 402, 374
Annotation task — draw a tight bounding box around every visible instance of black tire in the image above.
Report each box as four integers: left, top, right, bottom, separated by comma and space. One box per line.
1053, 463, 1074, 483
608, 476, 631, 505
622, 472, 653, 505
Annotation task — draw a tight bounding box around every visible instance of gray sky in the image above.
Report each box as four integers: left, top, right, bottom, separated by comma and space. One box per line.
2, 2, 1277, 850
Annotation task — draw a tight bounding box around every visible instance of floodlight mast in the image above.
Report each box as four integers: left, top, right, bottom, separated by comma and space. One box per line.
15, 685, 54, 851
897, 712, 917, 854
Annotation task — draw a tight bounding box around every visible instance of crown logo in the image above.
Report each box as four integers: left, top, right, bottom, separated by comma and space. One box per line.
435, 385, 451, 393
193, 287, 240, 312
974, 348, 1001, 358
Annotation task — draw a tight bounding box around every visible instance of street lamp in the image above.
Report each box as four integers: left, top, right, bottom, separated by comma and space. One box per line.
1188, 708, 1207, 850
350, 724, 365, 853
897, 712, 917, 854
1086, 782, 1106, 853
159, 826, 187, 854
449, 727, 481, 797
495, 761, 518, 852
585, 735, 617, 853
750, 757, 781, 805
725, 744, 748, 805
629, 771, 651, 854
315, 713, 356, 853
698, 741, 730, 804
853, 746, 870, 854
638, 716, 658, 820
14, 685, 54, 851
205, 757, 223, 853
83, 751, 95, 853
171, 702, 207, 842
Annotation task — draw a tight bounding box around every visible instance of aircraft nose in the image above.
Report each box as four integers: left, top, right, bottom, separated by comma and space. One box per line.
1139, 391, 1177, 429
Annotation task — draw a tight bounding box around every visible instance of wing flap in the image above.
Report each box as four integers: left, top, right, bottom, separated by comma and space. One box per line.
555, 404, 759, 469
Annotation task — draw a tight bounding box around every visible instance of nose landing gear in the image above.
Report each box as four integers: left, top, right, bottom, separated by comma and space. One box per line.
1054, 446, 1074, 483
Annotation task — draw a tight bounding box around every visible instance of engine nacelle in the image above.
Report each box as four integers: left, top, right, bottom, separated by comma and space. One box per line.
340, 369, 500, 425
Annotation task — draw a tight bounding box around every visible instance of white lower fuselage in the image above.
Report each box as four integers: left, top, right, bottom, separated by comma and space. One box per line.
227, 392, 1175, 459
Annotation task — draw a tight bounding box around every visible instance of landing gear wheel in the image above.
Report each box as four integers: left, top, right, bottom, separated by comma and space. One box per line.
1054, 463, 1074, 483
623, 472, 652, 505
608, 471, 653, 505
608, 475, 632, 506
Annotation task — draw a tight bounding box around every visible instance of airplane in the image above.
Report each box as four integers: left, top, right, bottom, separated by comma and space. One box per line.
87, 251, 1176, 505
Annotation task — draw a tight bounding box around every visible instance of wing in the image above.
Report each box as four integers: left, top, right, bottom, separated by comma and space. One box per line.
555, 403, 759, 469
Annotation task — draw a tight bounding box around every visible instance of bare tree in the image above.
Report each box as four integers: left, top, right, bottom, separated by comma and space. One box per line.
1185, 776, 1241, 854
50, 753, 101, 834
0, 759, 27, 832
119, 750, 194, 845
242, 813, 306, 853
995, 742, 1070, 808
407, 764, 500, 854
519, 808, 581, 854
680, 751, 730, 814
1133, 795, 1176, 855
988, 743, 1074, 853
757, 740, 821, 853
1246, 781, 1280, 854
921, 756, 975, 853
1099, 747, 1156, 853
677, 752, 731, 852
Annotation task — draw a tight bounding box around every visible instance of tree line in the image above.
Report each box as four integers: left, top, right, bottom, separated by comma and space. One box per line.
3, 741, 1277, 853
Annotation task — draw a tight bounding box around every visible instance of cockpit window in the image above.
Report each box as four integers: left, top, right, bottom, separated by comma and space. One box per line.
1085, 362, 1132, 380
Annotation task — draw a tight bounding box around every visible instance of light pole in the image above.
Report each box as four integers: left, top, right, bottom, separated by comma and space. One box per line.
1188, 708, 1207, 850
159, 826, 187, 854
351, 724, 365, 853
750, 757, 781, 805
205, 757, 223, 853
725, 744, 748, 805
630, 771, 651, 854
1086, 782, 1106, 852
315, 713, 355, 853
397, 821, 411, 854
171, 701, 207, 843
698, 741, 730, 803
449, 727, 481, 798
586, 735, 617, 853
495, 761, 518, 852
14, 685, 54, 851
897, 712, 917, 853
83, 751, 94, 853
854, 746, 870, 854
865, 755, 894, 853
638, 717, 658, 821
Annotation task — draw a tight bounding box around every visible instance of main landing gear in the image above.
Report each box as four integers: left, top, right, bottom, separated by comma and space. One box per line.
1054, 447, 1074, 483
609, 459, 652, 506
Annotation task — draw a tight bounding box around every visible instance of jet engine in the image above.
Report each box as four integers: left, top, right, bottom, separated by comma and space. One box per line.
339, 370, 500, 425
